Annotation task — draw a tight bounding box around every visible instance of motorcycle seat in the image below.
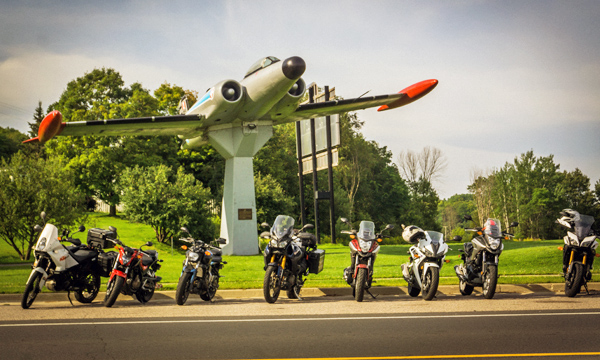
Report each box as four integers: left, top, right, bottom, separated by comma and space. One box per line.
71, 249, 98, 263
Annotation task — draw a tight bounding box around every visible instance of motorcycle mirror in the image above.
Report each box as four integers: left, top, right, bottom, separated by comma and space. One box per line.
260, 231, 271, 239
384, 224, 394, 231
452, 235, 463, 242
509, 221, 519, 228
40, 211, 46, 221
217, 238, 227, 245
78, 225, 85, 233
302, 224, 315, 231
463, 215, 473, 221
33, 225, 43, 232
261, 222, 270, 228
180, 226, 190, 234
340, 217, 349, 225
145, 241, 153, 247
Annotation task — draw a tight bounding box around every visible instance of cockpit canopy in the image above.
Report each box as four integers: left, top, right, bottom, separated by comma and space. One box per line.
244, 56, 280, 78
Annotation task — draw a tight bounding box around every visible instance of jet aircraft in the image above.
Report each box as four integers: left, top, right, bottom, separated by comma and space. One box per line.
25, 56, 438, 255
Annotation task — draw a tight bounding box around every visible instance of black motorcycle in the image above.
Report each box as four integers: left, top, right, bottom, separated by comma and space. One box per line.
556, 209, 598, 297
454, 215, 518, 299
175, 227, 227, 305
22, 212, 101, 309
260, 215, 324, 303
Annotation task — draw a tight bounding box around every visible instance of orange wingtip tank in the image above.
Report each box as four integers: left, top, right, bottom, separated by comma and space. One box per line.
377, 79, 438, 112
23, 110, 64, 144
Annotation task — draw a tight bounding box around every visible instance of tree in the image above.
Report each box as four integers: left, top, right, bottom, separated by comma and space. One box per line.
397, 146, 447, 184
118, 165, 215, 243
0, 127, 26, 161
406, 177, 441, 231
254, 172, 295, 225
0, 153, 87, 260
23, 101, 46, 157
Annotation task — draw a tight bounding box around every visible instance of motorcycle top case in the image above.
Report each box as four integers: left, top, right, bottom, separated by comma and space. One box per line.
308, 249, 325, 274
87, 228, 115, 250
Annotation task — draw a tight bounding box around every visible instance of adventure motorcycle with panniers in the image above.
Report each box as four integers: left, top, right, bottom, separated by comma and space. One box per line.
556, 209, 598, 297
22, 212, 101, 309
454, 215, 518, 299
400, 225, 459, 301
103, 227, 163, 307
175, 227, 227, 305
260, 215, 325, 303
340, 218, 394, 302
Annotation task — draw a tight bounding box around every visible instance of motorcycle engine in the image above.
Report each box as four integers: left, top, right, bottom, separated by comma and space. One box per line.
130, 274, 142, 291
46, 274, 68, 291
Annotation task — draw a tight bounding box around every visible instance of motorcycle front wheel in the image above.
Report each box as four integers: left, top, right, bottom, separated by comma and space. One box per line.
21, 271, 43, 309
355, 267, 367, 302
74, 272, 101, 304
565, 263, 583, 297
482, 264, 498, 299
421, 267, 439, 301
263, 266, 281, 304
175, 272, 192, 305
103, 275, 124, 307
135, 286, 154, 304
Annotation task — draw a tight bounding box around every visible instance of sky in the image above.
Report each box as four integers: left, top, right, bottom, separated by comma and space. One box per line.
1, 0, 599, 199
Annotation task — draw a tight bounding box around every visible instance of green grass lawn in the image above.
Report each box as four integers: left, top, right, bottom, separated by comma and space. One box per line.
1, 213, 596, 294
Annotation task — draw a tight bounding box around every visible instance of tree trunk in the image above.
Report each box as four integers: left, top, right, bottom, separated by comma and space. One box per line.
109, 204, 117, 216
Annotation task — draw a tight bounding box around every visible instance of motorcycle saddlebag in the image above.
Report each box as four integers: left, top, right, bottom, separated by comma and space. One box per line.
97, 251, 117, 277
307, 249, 325, 274
87, 228, 115, 250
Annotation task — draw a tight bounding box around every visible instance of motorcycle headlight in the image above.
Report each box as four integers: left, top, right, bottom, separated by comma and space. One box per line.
36, 237, 47, 251
489, 238, 501, 250
423, 247, 435, 257
188, 251, 199, 262
120, 255, 131, 264
359, 239, 371, 252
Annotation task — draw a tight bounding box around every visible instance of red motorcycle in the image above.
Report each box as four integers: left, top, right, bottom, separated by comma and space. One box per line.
103, 227, 162, 307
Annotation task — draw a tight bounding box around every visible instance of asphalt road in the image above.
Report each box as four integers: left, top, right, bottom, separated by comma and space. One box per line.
1, 291, 600, 359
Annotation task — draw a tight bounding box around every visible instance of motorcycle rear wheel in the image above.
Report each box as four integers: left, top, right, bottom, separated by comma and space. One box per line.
200, 269, 219, 301
421, 267, 439, 301
355, 268, 367, 302
263, 266, 281, 304
482, 264, 498, 299
74, 272, 100, 304
565, 263, 583, 298
103, 276, 124, 307
175, 272, 192, 305
21, 271, 42, 309
459, 279, 474, 296
407, 281, 420, 297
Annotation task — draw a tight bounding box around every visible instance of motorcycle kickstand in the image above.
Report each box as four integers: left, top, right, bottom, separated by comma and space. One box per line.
66, 291, 74, 306
365, 289, 378, 299
583, 282, 590, 295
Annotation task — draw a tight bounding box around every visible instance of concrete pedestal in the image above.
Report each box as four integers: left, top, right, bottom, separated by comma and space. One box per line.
208, 122, 272, 255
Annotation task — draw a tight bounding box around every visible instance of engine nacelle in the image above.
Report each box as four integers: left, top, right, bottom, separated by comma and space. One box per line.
187, 79, 245, 123
181, 134, 209, 150
264, 78, 306, 121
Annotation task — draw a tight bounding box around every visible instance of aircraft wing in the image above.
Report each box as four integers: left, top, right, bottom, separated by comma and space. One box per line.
272, 79, 438, 123
24, 111, 205, 143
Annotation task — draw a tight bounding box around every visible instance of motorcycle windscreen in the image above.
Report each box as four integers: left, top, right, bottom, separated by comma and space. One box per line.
574, 214, 595, 240
483, 218, 502, 238
271, 215, 295, 239
357, 221, 376, 240
426, 231, 444, 245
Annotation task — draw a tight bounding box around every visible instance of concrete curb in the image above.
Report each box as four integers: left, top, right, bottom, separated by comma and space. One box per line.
2, 283, 598, 304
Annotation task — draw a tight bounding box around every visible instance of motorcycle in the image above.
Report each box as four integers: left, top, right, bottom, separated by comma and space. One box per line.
556, 209, 598, 297
400, 225, 459, 301
22, 212, 100, 309
175, 227, 227, 305
260, 215, 324, 303
103, 227, 163, 307
340, 218, 393, 302
454, 215, 518, 299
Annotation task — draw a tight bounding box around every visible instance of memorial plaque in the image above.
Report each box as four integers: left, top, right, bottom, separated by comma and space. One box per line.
238, 208, 253, 220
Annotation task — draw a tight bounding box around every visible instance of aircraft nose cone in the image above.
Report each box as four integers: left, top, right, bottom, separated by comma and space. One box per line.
282, 56, 306, 80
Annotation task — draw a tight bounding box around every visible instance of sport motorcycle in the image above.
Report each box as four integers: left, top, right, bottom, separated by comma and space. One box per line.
103, 227, 163, 307
260, 215, 324, 303
340, 218, 393, 302
175, 227, 227, 305
22, 212, 100, 309
454, 215, 518, 299
400, 225, 459, 301
556, 209, 598, 297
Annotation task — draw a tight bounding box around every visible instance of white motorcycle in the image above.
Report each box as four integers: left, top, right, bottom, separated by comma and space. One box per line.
22, 212, 101, 309
401, 225, 458, 300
